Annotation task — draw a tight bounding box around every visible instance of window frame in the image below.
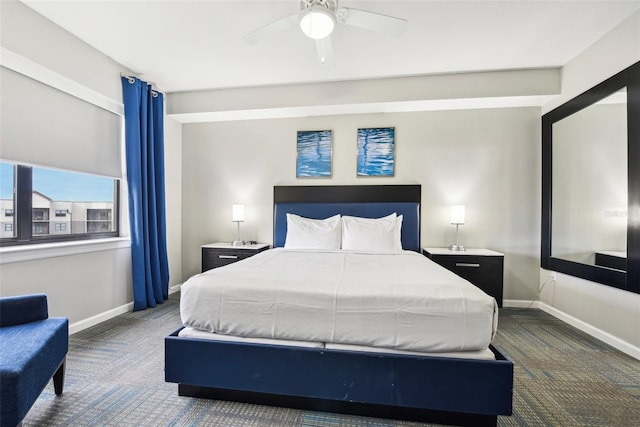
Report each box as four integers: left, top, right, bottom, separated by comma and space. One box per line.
0, 164, 120, 246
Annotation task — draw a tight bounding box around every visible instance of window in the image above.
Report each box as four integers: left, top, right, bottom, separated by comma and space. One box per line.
87, 209, 113, 233
32, 208, 49, 221
0, 162, 15, 238
87, 209, 112, 221
32, 208, 50, 235
0, 161, 119, 246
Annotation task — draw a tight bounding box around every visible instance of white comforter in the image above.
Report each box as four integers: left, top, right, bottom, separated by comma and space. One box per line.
180, 249, 498, 353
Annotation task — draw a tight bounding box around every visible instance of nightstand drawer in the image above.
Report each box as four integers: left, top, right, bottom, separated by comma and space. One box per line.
423, 248, 504, 307
203, 249, 254, 270
201, 243, 269, 272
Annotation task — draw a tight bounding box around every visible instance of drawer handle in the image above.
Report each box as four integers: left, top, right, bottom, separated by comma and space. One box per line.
219, 255, 238, 259
456, 262, 480, 268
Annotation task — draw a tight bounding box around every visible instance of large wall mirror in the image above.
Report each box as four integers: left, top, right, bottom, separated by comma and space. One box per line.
542, 61, 639, 294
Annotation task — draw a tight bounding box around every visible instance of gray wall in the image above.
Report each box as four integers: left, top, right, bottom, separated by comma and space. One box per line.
540, 11, 640, 351
2, 0, 637, 354
181, 107, 541, 301
0, 1, 183, 329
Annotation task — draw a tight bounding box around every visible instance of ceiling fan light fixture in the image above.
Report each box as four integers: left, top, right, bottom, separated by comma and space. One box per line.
299, 6, 336, 39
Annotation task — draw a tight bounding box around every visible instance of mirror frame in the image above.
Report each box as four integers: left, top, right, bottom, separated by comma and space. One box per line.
541, 61, 640, 294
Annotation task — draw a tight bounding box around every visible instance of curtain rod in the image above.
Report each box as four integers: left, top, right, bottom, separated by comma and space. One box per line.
120, 72, 161, 97
120, 72, 136, 84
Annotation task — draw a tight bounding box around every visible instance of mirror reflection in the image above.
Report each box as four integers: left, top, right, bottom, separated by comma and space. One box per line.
551, 88, 627, 271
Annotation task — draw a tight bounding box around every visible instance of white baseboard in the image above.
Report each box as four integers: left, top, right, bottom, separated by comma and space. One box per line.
504, 299, 640, 360
69, 301, 133, 335
503, 299, 540, 309
70, 283, 182, 335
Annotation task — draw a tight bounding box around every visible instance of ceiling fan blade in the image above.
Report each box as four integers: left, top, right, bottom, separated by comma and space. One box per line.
243, 14, 299, 45
337, 8, 407, 36
315, 37, 334, 65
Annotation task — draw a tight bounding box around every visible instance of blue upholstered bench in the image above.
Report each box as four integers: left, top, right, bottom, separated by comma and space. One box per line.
0, 294, 68, 427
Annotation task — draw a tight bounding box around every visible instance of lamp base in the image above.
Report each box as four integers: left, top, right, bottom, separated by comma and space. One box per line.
449, 244, 465, 252
232, 240, 245, 246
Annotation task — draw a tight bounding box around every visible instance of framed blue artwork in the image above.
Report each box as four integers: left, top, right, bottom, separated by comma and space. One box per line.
297, 130, 332, 178
357, 127, 395, 177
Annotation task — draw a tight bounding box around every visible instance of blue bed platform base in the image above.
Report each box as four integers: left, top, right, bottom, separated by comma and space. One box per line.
165, 328, 513, 426
165, 185, 513, 426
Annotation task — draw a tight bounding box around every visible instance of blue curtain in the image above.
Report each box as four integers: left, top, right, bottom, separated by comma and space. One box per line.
121, 76, 169, 311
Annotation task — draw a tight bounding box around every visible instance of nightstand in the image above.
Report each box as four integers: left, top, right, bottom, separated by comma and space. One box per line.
201, 243, 270, 272
594, 251, 626, 271
422, 247, 504, 307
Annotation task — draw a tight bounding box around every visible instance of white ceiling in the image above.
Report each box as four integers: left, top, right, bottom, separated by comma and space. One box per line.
21, 0, 640, 94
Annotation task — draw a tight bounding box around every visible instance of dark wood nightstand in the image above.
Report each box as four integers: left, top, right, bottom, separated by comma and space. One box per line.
422, 247, 504, 307
201, 243, 269, 272
594, 251, 626, 271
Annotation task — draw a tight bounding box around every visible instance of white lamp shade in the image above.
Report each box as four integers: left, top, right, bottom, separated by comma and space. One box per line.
300, 7, 336, 39
450, 205, 465, 224
232, 204, 245, 222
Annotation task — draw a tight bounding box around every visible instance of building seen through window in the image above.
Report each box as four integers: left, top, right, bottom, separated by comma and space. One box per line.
0, 161, 119, 244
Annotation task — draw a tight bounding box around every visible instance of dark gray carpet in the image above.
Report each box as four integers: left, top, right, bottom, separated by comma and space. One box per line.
22, 293, 640, 426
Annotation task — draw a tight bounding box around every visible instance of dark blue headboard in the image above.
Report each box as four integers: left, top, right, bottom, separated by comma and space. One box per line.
273, 185, 421, 252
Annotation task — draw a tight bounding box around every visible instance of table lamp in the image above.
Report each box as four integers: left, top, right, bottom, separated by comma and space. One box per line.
449, 205, 465, 252
232, 204, 245, 246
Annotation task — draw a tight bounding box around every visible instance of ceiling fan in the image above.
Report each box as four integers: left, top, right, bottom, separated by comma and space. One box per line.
243, 0, 408, 65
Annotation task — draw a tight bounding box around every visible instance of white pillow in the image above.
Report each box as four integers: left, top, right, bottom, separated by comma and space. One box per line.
284, 214, 342, 250
341, 213, 403, 252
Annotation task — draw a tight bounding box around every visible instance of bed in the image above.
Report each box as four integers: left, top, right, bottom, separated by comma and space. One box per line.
165, 185, 513, 426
